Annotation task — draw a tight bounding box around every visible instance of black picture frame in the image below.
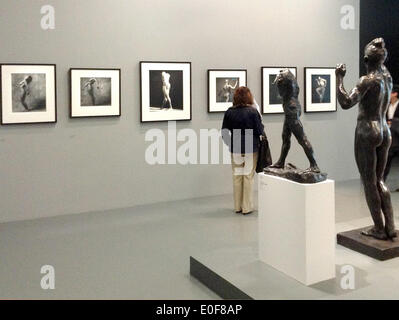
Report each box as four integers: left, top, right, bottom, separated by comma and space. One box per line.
304, 67, 337, 113
0, 63, 57, 125
140, 61, 192, 123
207, 69, 247, 113
69, 68, 121, 118
261, 66, 297, 114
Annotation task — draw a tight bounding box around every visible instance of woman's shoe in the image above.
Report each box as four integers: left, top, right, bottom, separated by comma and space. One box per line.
242, 211, 253, 215
235, 210, 242, 214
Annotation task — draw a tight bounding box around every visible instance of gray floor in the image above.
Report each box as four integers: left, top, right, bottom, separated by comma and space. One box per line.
1, 179, 399, 299
193, 216, 399, 300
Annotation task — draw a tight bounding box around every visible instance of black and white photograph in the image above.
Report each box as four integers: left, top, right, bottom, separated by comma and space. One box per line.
216, 77, 238, 102
12, 73, 46, 112
261, 66, 296, 114
80, 77, 112, 106
305, 67, 336, 112
208, 69, 246, 112
149, 70, 183, 111
268, 74, 281, 105
70, 68, 121, 118
1, 64, 56, 124
140, 62, 191, 122
311, 74, 331, 104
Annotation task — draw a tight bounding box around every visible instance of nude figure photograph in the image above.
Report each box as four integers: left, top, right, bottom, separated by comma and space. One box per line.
304, 67, 336, 112
149, 70, 183, 111
70, 68, 120, 118
216, 78, 238, 103
312, 75, 330, 103
207, 69, 247, 113
261, 67, 297, 114
140, 62, 191, 122
80, 77, 112, 107
11, 73, 46, 112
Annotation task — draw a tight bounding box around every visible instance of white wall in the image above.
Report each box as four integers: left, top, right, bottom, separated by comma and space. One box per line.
0, 0, 360, 222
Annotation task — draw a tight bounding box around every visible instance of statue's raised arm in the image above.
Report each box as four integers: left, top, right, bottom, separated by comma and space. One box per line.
336, 64, 371, 110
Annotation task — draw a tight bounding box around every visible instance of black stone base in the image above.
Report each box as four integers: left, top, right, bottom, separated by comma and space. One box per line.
337, 227, 399, 261
264, 163, 327, 184
189, 257, 253, 300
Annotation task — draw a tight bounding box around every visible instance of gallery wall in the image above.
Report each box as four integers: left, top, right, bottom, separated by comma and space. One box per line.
0, 0, 360, 222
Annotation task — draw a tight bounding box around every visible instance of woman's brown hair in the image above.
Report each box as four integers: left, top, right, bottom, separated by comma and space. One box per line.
233, 86, 254, 106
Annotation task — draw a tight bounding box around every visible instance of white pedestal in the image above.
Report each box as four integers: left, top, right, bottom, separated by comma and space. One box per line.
258, 173, 335, 286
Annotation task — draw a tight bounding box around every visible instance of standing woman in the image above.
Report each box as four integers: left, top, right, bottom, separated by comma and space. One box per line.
222, 87, 264, 215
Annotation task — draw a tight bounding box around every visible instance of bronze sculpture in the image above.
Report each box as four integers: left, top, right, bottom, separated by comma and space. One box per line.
265, 69, 326, 184
336, 37, 397, 240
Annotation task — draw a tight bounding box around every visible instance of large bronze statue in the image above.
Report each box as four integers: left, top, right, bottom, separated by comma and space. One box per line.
336, 37, 397, 240
265, 69, 326, 184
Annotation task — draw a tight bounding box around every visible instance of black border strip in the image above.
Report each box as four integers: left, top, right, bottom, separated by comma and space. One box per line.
190, 256, 253, 300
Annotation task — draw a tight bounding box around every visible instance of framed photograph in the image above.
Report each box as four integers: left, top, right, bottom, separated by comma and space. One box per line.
304, 67, 337, 112
208, 69, 247, 112
70, 68, 121, 118
261, 66, 296, 114
140, 61, 191, 122
1, 64, 56, 124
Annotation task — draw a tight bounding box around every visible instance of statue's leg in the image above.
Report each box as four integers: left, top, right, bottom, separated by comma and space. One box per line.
291, 120, 319, 172
355, 137, 387, 240
376, 135, 397, 238
270, 119, 291, 168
